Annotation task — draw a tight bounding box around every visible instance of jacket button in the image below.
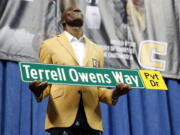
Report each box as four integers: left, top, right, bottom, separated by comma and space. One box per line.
78, 90, 82, 94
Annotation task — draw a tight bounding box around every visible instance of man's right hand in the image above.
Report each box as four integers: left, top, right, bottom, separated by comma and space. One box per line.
29, 81, 48, 97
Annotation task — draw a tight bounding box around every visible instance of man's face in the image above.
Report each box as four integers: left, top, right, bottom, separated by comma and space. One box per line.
126, 0, 145, 32
61, 7, 83, 27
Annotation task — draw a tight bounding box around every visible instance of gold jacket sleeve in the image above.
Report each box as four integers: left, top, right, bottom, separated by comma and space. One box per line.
35, 42, 52, 102
97, 46, 115, 105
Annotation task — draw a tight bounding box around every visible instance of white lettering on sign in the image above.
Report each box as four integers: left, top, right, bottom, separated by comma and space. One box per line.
21, 63, 148, 88
23, 65, 31, 78
111, 71, 139, 87
22, 64, 67, 81
111, 72, 124, 83
78, 72, 89, 82
38, 69, 44, 80
69, 69, 112, 84
30, 69, 38, 79
69, 69, 79, 82
51, 70, 58, 81
89, 73, 97, 83
104, 74, 111, 84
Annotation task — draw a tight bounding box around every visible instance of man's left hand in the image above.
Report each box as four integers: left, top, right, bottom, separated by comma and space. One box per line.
114, 83, 131, 97
112, 83, 131, 105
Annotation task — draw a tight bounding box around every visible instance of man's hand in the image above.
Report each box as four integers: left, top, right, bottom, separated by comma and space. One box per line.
113, 83, 131, 97
112, 83, 131, 105
29, 81, 48, 97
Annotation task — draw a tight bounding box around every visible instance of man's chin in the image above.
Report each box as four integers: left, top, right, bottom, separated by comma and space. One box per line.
66, 19, 83, 27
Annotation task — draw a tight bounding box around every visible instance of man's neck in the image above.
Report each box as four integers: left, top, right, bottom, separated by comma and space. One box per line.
65, 26, 83, 39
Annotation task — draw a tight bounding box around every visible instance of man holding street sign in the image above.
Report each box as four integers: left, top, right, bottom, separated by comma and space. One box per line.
29, 7, 131, 135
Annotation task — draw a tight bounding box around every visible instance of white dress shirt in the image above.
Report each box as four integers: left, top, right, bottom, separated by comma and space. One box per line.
64, 31, 86, 66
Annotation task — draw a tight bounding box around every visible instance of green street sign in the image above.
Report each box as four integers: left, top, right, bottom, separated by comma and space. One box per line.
19, 62, 145, 88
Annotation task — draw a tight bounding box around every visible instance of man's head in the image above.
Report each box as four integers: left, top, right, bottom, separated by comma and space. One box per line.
126, 0, 145, 32
60, 7, 83, 29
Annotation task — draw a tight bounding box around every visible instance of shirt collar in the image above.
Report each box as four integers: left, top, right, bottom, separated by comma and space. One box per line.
64, 31, 85, 42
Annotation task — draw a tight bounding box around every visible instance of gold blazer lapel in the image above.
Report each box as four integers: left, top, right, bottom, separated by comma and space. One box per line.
57, 32, 79, 65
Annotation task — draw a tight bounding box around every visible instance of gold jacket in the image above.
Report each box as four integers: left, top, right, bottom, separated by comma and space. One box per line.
38, 32, 114, 131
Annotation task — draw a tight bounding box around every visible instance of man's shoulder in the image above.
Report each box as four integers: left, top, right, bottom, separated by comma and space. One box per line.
85, 37, 103, 51
43, 32, 65, 44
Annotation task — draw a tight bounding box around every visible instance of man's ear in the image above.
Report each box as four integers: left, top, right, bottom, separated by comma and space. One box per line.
60, 19, 65, 25
60, 19, 66, 28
